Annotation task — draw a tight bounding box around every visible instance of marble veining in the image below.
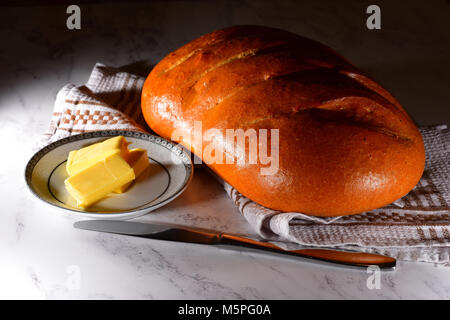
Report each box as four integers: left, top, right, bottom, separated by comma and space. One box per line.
0, 1, 449, 299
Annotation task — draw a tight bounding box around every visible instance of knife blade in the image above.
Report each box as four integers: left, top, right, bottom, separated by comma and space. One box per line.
74, 220, 396, 270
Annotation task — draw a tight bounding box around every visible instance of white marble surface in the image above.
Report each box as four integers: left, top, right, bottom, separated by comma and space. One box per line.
1, 1, 450, 299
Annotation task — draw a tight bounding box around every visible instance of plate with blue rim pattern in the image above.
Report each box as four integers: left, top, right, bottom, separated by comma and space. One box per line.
25, 130, 193, 220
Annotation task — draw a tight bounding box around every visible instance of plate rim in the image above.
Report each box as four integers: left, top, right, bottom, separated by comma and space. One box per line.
25, 130, 194, 216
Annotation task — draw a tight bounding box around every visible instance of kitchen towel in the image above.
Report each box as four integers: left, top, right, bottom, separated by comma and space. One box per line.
36, 63, 148, 150
39, 63, 450, 264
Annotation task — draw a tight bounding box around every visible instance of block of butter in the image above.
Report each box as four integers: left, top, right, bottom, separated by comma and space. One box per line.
66, 136, 130, 176
64, 136, 151, 208
114, 148, 150, 193
65, 152, 135, 208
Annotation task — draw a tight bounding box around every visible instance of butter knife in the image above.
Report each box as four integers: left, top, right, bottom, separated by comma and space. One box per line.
74, 220, 396, 270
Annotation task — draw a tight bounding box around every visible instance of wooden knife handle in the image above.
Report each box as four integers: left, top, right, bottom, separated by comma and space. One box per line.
220, 234, 396, 269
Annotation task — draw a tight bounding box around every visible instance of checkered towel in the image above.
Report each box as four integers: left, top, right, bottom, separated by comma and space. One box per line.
40, 63, 450, 264
36, 63, 148, 149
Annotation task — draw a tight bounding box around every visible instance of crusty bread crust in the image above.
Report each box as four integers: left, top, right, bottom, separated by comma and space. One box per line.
142, 25, 425, 216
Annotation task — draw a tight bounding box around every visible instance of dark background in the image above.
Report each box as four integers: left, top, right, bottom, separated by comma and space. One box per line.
0, 0, 449, 126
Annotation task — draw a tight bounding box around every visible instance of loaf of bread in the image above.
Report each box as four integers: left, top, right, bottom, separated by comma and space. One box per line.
142, 25, 425, 216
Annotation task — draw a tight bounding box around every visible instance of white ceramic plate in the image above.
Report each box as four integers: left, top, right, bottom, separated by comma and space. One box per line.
25, 131, 193, 220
